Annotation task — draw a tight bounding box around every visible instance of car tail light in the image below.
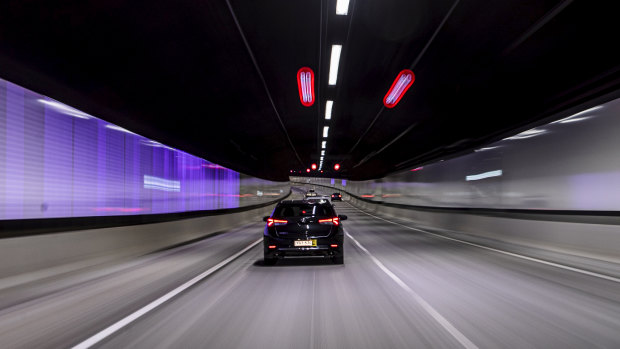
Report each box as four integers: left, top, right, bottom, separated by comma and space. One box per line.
338, 195, 341, 197
383, 69, 415, 108
330, 244, 338, 248
319, 217, 340, 226
297, 67, 315, 107
268, 245, 277, 249
267, 218, 288, 227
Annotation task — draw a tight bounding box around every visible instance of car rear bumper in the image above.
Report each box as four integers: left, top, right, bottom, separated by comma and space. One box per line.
264, 236, 343, 259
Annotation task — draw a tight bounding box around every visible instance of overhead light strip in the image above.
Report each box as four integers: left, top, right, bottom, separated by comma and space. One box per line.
328, 45, 342, 85
322, 141, 327, 149
325, 100, 333, 119
336, 0, 350, 15
323, 126, 329, 138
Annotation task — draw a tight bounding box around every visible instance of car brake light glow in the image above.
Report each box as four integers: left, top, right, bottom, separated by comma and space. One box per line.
383, 69, 415, 108
319, 217, 340, 226
330, 244, 339, 248
268, 245, 277, 249
267, 218, 288, 227
297, 67, 315, 107
334, 163, 340, 171
311, 163, 317, 170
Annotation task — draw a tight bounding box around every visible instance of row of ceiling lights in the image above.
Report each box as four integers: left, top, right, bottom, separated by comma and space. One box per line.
295, 0, 416, 176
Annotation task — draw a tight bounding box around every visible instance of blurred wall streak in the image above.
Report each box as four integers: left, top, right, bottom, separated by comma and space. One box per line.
294, 98, 620, 270
0, 77, 288, 220
296, 98, 620, 211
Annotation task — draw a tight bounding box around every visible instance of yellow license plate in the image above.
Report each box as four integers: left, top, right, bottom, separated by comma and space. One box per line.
294, 240, 316, 247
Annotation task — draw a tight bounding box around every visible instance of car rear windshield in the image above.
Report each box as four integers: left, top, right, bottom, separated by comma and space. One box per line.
274, 204, 334, 217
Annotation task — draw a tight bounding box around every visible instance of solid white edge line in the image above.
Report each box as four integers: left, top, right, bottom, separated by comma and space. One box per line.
72, 238, 263, 349
344, 230, 478, 349
346, 203, 620, 284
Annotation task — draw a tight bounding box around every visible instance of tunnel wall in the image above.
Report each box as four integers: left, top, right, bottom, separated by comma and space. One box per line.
0, 77, 288, 220
294, 97, 620, 270
0, 77, 288, 284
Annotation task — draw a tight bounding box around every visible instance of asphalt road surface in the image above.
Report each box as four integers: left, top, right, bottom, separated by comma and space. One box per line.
1, 189, 619, 348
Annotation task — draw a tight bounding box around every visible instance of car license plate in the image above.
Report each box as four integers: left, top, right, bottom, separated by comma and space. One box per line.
294, 240, 316, 247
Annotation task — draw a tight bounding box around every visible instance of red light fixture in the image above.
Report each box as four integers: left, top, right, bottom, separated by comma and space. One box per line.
334, 163, 340, 171
297, 67, 315, 107
383, 69, 415, 108
311, 163, 317, 170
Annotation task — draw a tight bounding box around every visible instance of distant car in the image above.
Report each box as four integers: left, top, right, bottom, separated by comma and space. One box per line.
331, 192, 342, 201
304, 189, 318, 198
305, 195, 331, 204
263, 200, 347, 265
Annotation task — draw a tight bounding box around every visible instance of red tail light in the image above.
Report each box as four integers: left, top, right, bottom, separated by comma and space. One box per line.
297, 67, 315, 107
267, 218, 288, 227
330, 244, 338, 248
319, 217, 340, 226
383, 69, 415, 108
268, 245, 277, 249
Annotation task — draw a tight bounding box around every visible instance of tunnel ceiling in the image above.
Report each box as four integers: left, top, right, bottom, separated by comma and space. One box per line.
1, 1, 620, 181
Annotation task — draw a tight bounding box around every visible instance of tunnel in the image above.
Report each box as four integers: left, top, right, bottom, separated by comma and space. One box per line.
1, 1, 620, 348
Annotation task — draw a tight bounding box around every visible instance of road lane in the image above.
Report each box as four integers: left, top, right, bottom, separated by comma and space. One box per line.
2, 188, 619, 348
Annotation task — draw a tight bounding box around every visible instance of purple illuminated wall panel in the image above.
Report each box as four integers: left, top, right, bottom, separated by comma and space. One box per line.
0, 77, 287, 220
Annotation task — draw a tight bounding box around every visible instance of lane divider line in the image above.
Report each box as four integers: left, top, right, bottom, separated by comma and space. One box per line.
345, 202, 620, 284
345, 230, 479, 349
72, 238, 263, 349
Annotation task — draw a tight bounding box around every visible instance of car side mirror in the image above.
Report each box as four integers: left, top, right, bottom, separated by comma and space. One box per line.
263, 216, 270, 222
338, 215, 348, 221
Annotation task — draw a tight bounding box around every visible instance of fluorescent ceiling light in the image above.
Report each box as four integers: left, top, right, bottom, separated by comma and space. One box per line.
504, 128, 546, 140
466, 170, 503, 181
323, 126, 329, 138
474, 146, 500, 152
106, 124, 137, 135
321, 150, 325, 156
328, 45, 342, 85
325, 100, 333, 119
551, 106, 602, 124
336, 0, 350, 15
322, 141, 327, 149
38, 99, 92, 119
559, 117, 591, 123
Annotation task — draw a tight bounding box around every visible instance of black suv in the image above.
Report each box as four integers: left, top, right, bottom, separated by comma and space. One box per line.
263, 200, 347, 265
331, 192, 342, 201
